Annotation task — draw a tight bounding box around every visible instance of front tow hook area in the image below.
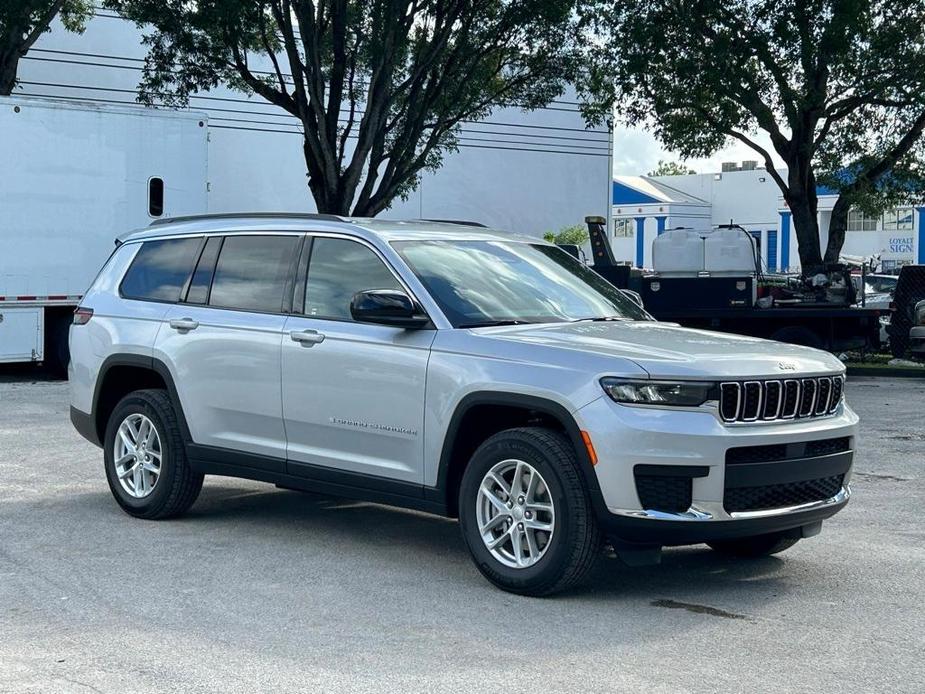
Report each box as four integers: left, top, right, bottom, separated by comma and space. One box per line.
608, 520, 824, 566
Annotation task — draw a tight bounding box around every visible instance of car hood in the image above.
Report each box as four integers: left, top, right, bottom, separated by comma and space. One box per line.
474, 320, 844, 379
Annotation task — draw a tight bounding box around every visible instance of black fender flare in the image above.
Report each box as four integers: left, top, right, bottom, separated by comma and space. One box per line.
430, 391, 608, 518
91, 353, 192, 444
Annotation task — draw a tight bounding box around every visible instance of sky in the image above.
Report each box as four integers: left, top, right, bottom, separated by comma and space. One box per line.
612, 125, 784, 176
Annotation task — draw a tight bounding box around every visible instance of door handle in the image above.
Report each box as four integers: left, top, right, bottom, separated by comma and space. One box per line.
169, 318, 199, 332
290, 329, 325, 346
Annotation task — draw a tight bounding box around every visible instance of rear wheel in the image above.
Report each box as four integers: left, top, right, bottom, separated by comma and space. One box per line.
708, 532, 799, 558
103, 389, 203, 519
458, 427, 602, 596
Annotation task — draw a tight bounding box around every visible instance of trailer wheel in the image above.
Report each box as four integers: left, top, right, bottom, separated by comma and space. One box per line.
769, 326, 824, 350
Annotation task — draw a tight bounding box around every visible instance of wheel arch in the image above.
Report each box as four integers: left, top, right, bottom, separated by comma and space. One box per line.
91, 354, 191, 446
433, 392, 606, 518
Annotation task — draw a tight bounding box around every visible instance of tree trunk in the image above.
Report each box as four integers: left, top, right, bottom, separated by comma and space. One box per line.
785, 193, 824, 271
824, 195, 850, 264
0, 51, 21, 96
302, 137, 352, 215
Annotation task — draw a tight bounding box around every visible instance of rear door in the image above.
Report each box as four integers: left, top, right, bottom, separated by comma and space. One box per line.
281, 235, 435, 483
154, 233, 302, 467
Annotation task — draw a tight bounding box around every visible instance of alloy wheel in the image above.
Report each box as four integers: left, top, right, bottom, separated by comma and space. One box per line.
113, 413, 162, 498
476, 458, 556, 568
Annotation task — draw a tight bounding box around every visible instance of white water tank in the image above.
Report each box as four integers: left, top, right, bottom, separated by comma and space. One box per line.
652, 229, 705, 275
703, 229, 756, 275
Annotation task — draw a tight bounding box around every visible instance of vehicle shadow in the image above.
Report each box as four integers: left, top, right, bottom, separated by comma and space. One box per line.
77, 480, 793, 605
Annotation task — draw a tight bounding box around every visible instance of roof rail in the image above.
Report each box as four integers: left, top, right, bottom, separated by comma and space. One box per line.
149, 211, 346, 227
419, 218, 489, 228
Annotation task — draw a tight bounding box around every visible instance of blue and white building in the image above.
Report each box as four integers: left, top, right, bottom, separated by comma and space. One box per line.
613, 166, 925, 272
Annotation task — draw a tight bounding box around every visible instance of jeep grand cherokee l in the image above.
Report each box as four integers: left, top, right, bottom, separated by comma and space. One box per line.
70, 213, 857, 595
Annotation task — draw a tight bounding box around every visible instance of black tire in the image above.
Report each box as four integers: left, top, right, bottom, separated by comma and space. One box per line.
103, 389, 203, 519
458, 427, 602, 596
708, 532, 799, 558
769, 326, 824, 350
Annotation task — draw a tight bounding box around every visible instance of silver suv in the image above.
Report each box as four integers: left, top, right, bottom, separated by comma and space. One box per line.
70, 213, 858, 595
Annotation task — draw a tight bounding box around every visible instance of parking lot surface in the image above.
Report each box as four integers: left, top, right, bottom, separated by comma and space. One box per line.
1, 372, 923, 693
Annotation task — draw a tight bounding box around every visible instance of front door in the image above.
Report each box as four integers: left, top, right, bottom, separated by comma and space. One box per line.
281, 236, 435, 483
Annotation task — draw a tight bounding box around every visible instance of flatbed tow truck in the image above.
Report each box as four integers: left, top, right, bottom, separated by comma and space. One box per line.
584, 216, 883, 352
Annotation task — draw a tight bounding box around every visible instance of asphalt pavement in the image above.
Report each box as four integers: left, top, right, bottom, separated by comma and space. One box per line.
0, 370, 923, 693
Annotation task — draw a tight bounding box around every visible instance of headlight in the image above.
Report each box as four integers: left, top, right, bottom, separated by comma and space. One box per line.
600, 378, 714, 407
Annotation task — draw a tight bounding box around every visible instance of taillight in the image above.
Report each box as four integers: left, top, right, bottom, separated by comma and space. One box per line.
73, 307, 94, 325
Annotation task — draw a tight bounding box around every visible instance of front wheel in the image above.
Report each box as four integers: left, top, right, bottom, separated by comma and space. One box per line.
458, 427, 602, 596
103, 389, 203, 519
708, 532, 799, 558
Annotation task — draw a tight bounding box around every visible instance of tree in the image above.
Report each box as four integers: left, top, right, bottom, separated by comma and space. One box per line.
817, 106, 925, 262
543, 223, 589, 245
647, 160, 695, 177
108, 0, 576, 216
0, 0, 92, 95
578, 0, 925, 271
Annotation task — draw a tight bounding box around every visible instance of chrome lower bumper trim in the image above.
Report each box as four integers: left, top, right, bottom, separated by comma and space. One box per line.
608, 486, 850, 522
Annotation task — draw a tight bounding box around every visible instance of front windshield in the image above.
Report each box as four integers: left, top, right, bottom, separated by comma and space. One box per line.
392, 240, 651, 328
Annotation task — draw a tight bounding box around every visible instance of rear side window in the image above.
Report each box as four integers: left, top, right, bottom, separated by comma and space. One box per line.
209, 235, 300, 313
120, 237, 202, 302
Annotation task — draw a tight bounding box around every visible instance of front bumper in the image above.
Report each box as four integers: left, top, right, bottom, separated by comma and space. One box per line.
575, 395, 857, 545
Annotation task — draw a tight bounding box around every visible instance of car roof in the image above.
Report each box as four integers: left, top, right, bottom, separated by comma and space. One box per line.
118, 212, 539, 245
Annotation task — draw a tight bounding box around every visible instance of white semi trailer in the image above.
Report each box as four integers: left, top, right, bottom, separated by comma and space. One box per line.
0, 96, 208, 371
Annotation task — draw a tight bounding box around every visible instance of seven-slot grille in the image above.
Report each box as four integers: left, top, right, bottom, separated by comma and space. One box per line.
719, 375, 843, 423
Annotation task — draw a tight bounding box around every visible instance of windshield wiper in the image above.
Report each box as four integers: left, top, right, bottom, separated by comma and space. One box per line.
458, 319, 533, 328
571, 316, 629, 323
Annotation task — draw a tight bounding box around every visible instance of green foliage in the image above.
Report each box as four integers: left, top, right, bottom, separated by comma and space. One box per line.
578, 0, 925, 268
0, 0, 92, 95
107, 0, 578, 216
544, 224, 589, 246
647, 160, 695, 177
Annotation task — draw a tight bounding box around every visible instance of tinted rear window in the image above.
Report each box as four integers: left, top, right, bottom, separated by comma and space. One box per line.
120, 237, 202, 302
209, 235, 300, 312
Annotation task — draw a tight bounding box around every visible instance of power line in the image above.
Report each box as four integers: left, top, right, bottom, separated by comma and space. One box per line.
15, 90, 608, 158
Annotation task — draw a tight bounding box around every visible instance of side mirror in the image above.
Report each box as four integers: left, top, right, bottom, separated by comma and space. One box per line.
350, 289, 430, 329
621, 289, 644, 308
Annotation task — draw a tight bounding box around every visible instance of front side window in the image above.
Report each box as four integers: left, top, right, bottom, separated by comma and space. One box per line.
393, 240, 650, 327
847, 209, 878, 232
304, 237, 403, 320
120, 237, 202, 302
209, 235, 299, 312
